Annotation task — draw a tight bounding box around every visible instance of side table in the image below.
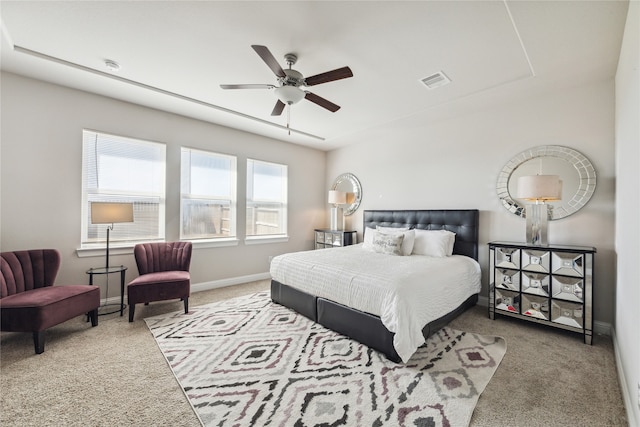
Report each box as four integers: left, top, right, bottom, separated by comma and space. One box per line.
87, 265, 127, 316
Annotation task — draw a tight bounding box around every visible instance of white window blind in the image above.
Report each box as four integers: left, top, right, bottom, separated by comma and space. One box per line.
246, 159, 288, 237
81, 130, 166, 248
181, 147, 237, 240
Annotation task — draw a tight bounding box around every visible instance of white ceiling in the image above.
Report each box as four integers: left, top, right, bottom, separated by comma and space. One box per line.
0, 1, 629, 151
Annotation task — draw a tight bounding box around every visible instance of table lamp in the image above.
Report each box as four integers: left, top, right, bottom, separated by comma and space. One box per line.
328, 190, 347, 230
517, 175, 562, 245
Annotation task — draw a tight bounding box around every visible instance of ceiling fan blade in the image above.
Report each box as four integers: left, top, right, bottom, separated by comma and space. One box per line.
271, 100, 286, 116
304, 66, 353, 86
220, 84, 274, 90
304, 92, 340, 112
251, 45, 286, 78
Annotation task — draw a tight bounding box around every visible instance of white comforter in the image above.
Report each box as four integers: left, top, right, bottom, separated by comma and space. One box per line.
270, 244, 481, 363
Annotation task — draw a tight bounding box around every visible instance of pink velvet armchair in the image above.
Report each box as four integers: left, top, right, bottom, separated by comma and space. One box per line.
127, 242, 192, 322
0, 249, 100, 354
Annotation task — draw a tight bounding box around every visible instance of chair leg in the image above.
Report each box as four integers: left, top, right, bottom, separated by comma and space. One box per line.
183, 297, 189, 314
33, 331, 45, 354
129, 303, 135, 322
89, 308, 99, 327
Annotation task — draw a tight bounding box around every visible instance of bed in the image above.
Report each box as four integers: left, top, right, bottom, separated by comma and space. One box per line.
270, 209, 480, 363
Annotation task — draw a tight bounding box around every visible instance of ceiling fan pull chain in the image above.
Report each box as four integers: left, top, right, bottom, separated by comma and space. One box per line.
287, 105, 291, 135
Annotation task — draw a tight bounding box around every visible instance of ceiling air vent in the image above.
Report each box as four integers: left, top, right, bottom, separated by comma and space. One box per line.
420, 71, 450, 89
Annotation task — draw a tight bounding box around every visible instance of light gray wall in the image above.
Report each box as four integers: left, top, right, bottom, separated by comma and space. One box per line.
615, 1, 639, 424
0, 72, 327, 291
326, 80, 616, 326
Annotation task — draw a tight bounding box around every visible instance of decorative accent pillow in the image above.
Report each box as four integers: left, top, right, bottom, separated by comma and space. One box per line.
412, 229, 456, 257
371, 232, 405, 256
375, 226, 415, 256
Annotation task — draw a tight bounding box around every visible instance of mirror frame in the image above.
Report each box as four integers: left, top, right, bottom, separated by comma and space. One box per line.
497, 145, 596, 220
331, 173, 362, 216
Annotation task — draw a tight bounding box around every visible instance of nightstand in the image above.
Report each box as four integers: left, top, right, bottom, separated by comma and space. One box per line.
314, 229, 357, 249
488, 241, 596, 344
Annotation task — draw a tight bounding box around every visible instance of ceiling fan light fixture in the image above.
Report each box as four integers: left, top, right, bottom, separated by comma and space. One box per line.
274, 85, 305, 105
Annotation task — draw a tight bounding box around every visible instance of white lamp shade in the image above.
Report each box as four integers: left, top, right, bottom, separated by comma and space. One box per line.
274, 86, 305, 105
91, 202, 134, 224
328, 190, 347, 205
517, 175, 563, 201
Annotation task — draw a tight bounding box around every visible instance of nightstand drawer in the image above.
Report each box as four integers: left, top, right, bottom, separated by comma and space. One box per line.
551, 300, 584, 329
495, 268, 519, 291
552, 252, 585, 277
521, 271, 550, 296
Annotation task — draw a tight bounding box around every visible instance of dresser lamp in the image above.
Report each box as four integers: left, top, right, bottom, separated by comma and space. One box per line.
328, 190, 347, 230
517, 175, 562, 245
90, 202, 134, 269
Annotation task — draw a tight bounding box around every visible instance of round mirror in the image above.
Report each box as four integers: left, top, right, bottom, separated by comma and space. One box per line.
331, 173, 362, 216
497, 145, 596, 220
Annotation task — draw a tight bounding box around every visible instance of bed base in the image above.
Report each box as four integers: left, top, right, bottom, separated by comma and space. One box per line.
271, 279, 478, 363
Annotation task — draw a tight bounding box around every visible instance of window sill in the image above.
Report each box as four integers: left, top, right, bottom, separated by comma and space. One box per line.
244, 235, 289, 245
76, 245, 134, 258
187, 238, 239, 249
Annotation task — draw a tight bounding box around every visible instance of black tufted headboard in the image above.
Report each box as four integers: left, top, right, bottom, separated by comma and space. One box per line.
363, 210, 479, 260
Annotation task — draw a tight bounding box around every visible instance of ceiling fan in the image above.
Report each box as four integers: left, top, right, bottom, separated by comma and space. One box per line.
220, 45, 353, 117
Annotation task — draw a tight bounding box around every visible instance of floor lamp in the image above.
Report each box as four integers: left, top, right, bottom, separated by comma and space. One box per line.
90, 202, 134, 269
90, 202, 134, 314
517, 175, 562, 246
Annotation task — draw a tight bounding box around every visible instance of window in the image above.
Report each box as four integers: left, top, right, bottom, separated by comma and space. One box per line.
181, 148, 237, 240
246, 159, 288, 237
81, 130, 166, 248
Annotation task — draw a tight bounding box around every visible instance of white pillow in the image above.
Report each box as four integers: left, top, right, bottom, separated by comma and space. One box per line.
375, 226, 415, 256
370, 232, 404, 256
363, 227, 376, 247
412, 229, 456, 257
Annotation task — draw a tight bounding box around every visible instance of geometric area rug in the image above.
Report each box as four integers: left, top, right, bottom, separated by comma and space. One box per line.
145, 292, 506, 427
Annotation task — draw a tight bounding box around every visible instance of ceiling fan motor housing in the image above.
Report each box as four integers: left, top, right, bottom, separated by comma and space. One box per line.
280, 69, 304, 87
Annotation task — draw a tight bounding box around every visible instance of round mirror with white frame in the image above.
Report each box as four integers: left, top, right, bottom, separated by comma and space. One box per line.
497, 145, 596, 220
331, 173, 362, 216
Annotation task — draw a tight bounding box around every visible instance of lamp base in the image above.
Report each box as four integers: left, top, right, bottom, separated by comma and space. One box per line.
525, 203, 549, 246
330, 206, 343, 230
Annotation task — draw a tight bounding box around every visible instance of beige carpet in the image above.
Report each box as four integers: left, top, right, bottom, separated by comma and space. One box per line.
0, 280, 628, 426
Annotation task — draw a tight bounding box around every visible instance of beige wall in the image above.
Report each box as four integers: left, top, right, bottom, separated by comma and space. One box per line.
615, 1, 639, 424
0, 72, 327, 291
327, 80, 617, 326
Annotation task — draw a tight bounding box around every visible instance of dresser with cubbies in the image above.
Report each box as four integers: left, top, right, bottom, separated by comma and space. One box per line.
488, 241, 596, 344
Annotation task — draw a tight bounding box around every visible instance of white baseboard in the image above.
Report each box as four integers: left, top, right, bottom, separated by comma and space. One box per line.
190, 272, 271, 293
101, 272, 271, 307
476, 294, 611, 336
478, 295, 489, 307
612, 326, 639, 427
